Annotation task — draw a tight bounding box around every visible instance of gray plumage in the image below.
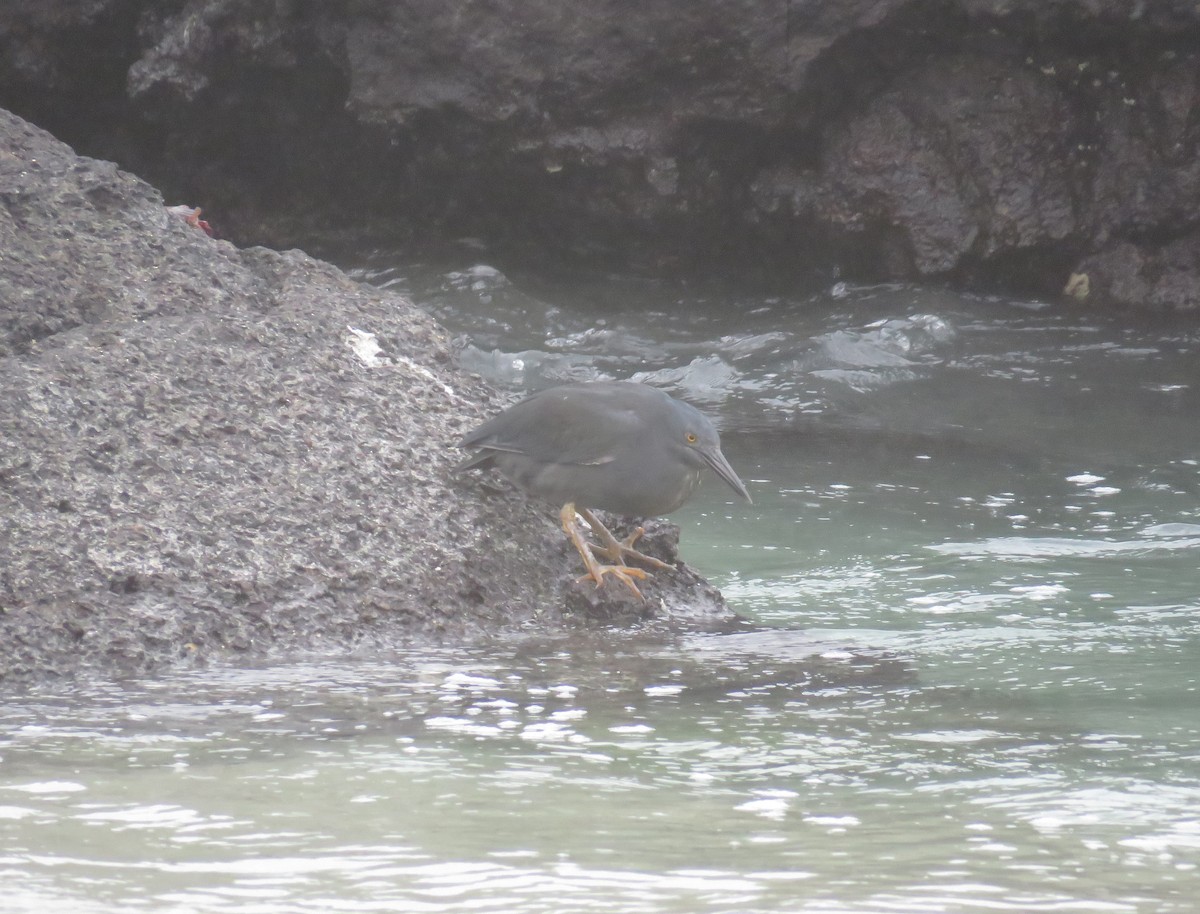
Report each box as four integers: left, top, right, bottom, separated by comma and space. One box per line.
458, 381, 750, 516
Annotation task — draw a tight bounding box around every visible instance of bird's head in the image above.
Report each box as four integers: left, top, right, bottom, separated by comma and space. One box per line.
669, 405, 752, 504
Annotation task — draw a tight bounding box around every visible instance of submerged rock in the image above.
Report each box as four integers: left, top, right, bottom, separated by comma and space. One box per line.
0, 109, 741, 687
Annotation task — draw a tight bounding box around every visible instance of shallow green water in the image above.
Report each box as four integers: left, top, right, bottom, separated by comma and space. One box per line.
2, 267, 1198, 912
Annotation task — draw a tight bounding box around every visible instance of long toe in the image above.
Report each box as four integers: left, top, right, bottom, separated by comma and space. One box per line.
563, 503, 655, 600
609, 543, 672, 571
578, 510, 674, 571
578, 563, 650, 599
605, 528, 672, 570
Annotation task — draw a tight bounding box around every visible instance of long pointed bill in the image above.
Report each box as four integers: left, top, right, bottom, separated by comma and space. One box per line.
700, 445, 752, 504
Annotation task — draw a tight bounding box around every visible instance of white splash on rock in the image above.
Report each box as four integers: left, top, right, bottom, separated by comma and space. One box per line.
346, 325, 383, 367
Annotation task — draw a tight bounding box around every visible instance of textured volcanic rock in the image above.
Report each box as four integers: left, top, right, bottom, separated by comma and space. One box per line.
0, 108, 737, 686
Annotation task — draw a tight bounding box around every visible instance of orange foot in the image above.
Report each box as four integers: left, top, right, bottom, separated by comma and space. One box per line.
578, 508, 672, 571
561, 503, 657, 600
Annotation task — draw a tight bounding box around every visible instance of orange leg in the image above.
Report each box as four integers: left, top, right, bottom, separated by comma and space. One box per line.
577, 508, 672, 571
560, 502, 649, 599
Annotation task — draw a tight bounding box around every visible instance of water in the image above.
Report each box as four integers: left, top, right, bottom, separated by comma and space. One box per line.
3, 257, 1198, 912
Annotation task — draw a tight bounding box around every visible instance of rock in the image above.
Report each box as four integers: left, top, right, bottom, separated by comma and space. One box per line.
1074, 237, 1200, 311
808, 55, 1077, 276
560, 517, 732, 627
3, 2, 1199, 302
0, 108, 742, 687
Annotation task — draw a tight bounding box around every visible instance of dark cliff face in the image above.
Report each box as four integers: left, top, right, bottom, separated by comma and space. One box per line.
3, 0, 1199, 308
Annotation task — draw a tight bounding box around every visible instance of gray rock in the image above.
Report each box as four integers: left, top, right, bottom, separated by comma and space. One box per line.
5, 1, 1198, 303
0, 109, 738, 687
1075, 238, 1200, 311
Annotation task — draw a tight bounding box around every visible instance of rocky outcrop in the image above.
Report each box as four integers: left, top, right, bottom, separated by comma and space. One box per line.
2, 1, 1199, 308
0, 108, 736, 686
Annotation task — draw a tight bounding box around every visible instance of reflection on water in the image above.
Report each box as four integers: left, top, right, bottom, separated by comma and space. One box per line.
2, 260, 1198, 912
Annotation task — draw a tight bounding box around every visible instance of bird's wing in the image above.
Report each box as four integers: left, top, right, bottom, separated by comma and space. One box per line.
460, 387, 644, 466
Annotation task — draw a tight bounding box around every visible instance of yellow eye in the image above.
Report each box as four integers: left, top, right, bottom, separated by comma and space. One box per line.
686, 432, 697, 444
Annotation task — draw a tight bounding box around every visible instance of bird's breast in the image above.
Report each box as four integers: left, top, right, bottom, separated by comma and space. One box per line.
492, 450, 705, 517
648, 467, 702, 516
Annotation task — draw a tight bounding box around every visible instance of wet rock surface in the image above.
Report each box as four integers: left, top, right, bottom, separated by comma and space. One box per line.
2, 1, 1199, 307
0, 108, 741, 687
559, 517, 732, 628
